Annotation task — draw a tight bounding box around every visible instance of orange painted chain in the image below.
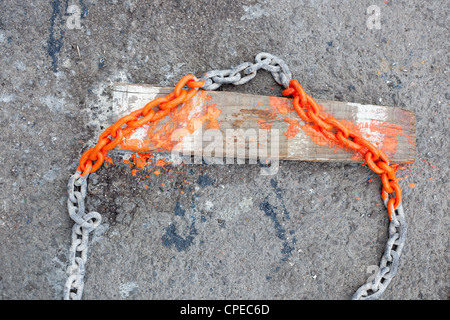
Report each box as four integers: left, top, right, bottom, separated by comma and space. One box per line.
76, 74, 205, 174
282, 79, 401, 220
76, 75, 401, 221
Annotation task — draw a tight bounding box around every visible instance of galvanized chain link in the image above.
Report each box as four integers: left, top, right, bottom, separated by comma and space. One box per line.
352, 199, 407, 300
199, 52, 292, 90
63, 52, 406, 300
64, 171, 101, 300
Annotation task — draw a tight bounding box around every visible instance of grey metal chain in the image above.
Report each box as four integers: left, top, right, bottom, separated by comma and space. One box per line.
63, 52, 406, 300
199, 52, 292, 90
64, 171, 101, 300
352, 200, 407, 300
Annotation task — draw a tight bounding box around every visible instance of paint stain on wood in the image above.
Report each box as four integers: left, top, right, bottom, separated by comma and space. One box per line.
120, 91, 221, 152
283, 118, 300, 139
269, 96, 292, 115
113, 85, 415, 163
257, 119, 273, 130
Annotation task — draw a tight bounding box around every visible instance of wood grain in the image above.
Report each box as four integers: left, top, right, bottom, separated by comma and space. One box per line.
111, 83, 416, 163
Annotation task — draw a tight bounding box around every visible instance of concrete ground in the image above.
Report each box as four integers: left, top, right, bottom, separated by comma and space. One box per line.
0, 0, 448, 300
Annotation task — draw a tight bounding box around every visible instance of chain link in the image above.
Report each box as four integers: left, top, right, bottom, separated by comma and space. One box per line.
199, 52, 292, 90
64, 52, 406, 300
64, 171, 101, 300
280, 76, 408, 299
352, 200, 407, 300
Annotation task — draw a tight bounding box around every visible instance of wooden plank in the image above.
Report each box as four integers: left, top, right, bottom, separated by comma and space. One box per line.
111, 83, 416, 163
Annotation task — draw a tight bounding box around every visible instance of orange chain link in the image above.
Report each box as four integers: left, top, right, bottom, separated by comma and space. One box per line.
76, 75, 401, 221
76, 74, 205, 175
282, 79, 402, 221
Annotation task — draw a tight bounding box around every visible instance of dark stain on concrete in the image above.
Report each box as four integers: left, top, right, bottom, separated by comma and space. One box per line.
47, 0, 67, 73
174, 201, 185, 217
197, 174, 214, 188
259, 199, 293, 262
270, 178, 290, 219
161, 222, 197, 252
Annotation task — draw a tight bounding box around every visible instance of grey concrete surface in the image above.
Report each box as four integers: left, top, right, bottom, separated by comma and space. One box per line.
0, 0, 448, 300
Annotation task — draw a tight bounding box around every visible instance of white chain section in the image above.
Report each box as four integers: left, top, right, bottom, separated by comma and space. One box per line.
63, 53, 406, 300
352, 199, 407, 300
64, 171, 101, 300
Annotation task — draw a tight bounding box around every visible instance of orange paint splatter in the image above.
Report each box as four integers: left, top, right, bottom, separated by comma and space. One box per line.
257, 119, 273, 130
408, 183, 415, 189
269, 96, 291, 115
300, 124, 332, 147
283, 117, 300, 139
155, 158, 170, 167
124, 152, 173, 179
104, 156, 114, 165
120, 90, 221, 152
349, 120, 409, 159
289, 109, 413, 161
132, 153, 154, 169
206, 118, 220, 130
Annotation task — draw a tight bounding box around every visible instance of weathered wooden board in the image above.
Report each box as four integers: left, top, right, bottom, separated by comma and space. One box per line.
111, 83, 416, 163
